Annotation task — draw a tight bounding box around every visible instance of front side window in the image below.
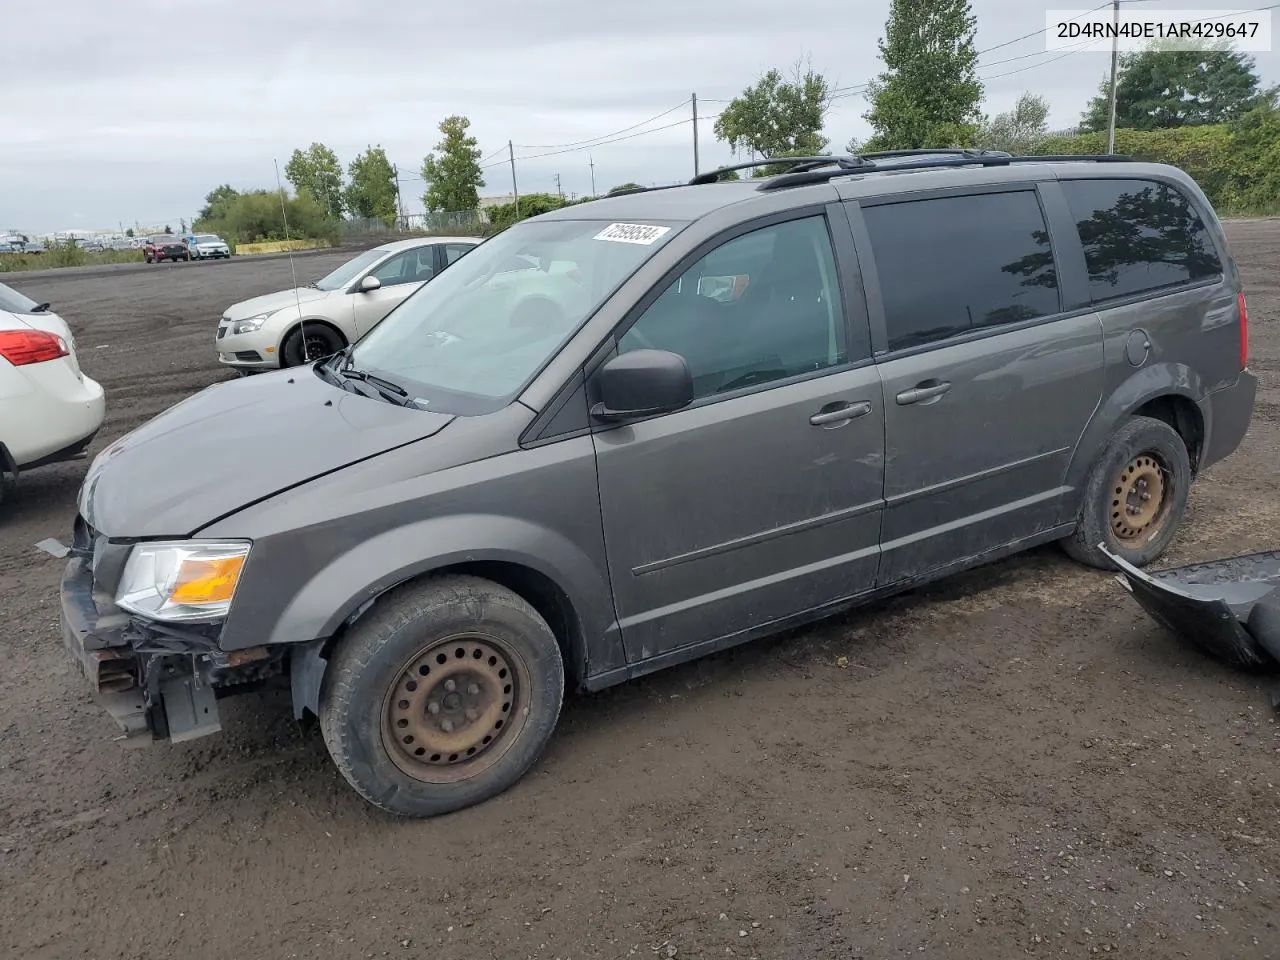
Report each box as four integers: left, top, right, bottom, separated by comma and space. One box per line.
348, 218, 681, 408
617, 215, 848, 400
370, 250, 418, 286
312, 248, 387, 291
1061, 178, 1223, 303
862, 190, 1062, 352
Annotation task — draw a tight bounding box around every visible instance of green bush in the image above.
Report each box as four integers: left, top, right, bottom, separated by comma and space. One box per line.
1033, 106, 1280, 214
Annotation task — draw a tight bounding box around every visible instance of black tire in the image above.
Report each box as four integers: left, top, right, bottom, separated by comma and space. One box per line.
319, 575, 565, 818
1062, 415, 1192, 570
144, 255, 153, 264
280, 323, 345, 366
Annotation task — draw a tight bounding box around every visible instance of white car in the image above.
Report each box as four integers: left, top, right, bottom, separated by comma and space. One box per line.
0, 281, 106, 506
188, 233, 232, 260
215, 235, 483, 371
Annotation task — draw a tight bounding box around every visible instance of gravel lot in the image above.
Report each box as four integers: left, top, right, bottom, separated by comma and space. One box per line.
2, 229, 1280, 960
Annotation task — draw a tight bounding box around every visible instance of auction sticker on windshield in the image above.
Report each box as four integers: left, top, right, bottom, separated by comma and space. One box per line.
593, 222, 672, 245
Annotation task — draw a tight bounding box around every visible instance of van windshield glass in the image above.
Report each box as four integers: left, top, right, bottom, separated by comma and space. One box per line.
348, 218, 681, 409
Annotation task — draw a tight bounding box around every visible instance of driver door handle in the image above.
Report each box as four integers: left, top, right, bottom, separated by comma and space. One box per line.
809, 400, 873, 426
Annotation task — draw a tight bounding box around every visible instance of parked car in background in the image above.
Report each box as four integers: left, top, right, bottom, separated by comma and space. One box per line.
187, 233, 232, 260
0, 242, 19, 254
143, 236, 189, 263
0, 280, 105, 508
215, 235, 482, 371
22, 239, 46, 254
53, 153, 1254, 818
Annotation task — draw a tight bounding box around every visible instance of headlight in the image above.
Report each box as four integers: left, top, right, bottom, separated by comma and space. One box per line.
232, 314, 270, 335
116, 540, 251, 622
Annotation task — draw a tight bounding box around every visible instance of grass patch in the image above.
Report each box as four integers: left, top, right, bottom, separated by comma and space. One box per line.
0, 247, 144, 273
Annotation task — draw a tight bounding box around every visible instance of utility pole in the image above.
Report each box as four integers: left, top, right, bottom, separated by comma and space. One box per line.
508, 141, 520, 218
1106, 0, 1120, 154
392, 163, 407, 229
554, 173, 564, 199
589, 155, 596, 196
692, 92, 700, 177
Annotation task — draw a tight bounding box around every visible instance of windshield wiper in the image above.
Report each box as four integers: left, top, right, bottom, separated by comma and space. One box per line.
30, 302, 50, 313
337, 361, 415, 407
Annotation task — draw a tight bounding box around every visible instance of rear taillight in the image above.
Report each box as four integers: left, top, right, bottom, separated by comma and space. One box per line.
1238, 290, 1249, 370
0, 329, 70, 366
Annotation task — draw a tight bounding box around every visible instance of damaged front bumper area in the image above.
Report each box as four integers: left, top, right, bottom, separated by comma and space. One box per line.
1105, 544, 1280, 669
54, 524, 283, 744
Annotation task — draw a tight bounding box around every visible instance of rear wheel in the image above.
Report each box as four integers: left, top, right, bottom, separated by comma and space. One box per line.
280, 323, 345, 366
1062, 415, 1192, 570
319, 575, 565, 817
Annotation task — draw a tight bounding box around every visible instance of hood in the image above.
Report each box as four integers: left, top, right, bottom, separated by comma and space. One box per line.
224, 287, 332, 321
78, 367, 455, 537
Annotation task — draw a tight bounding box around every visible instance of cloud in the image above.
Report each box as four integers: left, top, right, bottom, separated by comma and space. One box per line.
6, 0, 1274, 230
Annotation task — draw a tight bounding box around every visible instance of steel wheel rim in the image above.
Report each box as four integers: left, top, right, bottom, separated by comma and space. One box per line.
302, 333, 335, 362
1110, 452, 1170, 545
380, 634, 532, 784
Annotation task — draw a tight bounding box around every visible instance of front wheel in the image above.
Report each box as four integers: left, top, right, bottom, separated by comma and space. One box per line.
319, 575, 565, 817
1062, 415, 1192, 570
280, 323, 344, 366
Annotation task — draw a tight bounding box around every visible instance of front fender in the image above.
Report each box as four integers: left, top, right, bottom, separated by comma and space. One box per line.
266, 511, 612, 652
1060, 361, 1206, 519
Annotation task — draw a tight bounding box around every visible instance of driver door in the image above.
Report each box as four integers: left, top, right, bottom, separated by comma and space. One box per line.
351, 247, 437, 337
592, 211, 886, 664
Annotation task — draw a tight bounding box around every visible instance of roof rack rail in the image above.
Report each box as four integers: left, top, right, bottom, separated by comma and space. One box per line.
753, 151, 1135, 191
688, 155, 869, 185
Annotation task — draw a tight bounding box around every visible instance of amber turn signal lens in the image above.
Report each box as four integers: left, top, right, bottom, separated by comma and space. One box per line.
170, 555, 247, 605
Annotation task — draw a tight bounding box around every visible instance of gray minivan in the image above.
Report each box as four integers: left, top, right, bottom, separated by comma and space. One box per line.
53, 151, 1256, 817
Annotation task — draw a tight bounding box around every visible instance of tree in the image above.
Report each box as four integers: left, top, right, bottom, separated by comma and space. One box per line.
1081, 43, 1279, 132
713, 59, 833, 164
199, 184, 240, 222
345, 145, 399, 226
421, 115, 485, 214
285, 142, 346, 218
125, 227, 134, 238
164, 224, 173, 234
979, 92, 1050, 154
607, 182, 645, 194
863, 0, 984, 150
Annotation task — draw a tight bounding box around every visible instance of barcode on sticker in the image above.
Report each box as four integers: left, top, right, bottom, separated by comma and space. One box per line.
593, 222, 671, 245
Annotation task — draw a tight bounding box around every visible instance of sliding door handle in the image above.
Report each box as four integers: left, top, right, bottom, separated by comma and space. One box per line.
896, 380, 952, 406
809, 400, 873, 426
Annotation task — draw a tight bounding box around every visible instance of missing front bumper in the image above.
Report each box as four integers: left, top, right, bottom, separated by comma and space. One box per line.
59, 556, 223, 744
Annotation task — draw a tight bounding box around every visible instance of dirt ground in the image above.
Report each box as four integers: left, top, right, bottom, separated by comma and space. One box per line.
2, 228, 1280, 960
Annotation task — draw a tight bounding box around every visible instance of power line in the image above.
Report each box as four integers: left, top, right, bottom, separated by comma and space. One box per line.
513, 99, 690, 150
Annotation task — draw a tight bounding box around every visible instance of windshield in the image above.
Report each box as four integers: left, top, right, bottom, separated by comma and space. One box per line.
194, 234, 220, 243
0, 280, 40, 314
348, 217, 680, 410
313, 248, 388, 291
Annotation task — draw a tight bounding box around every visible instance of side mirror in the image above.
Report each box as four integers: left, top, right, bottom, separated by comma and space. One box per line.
591, 349, 693, 421
359, 275, 381, 292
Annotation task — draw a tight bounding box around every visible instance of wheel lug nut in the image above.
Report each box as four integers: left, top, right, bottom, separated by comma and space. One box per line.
467, 683, 480, 696
444, 679, 457, 693
465, 708, 478, 721
427, 701, 441, 715
441, 719, 455, 733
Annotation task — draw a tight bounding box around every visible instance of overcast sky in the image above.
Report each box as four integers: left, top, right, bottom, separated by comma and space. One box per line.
4, 0, 1277, 233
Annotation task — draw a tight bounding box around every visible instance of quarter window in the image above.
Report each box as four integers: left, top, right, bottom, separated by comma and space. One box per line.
862, 190, 1062, 352
617, 216, 850, 400
1061, 178, 1222, 303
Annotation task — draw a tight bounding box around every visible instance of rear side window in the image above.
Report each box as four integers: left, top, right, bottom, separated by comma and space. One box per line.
1061, 178, 1222, 303
862, 190, 1061, 352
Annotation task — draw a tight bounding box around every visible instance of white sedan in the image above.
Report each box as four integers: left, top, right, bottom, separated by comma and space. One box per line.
0, 281, 106, 506
215, 235, 483, 372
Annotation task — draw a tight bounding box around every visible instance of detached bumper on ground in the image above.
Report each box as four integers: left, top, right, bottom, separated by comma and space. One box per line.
1107, 544, 1280, 670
